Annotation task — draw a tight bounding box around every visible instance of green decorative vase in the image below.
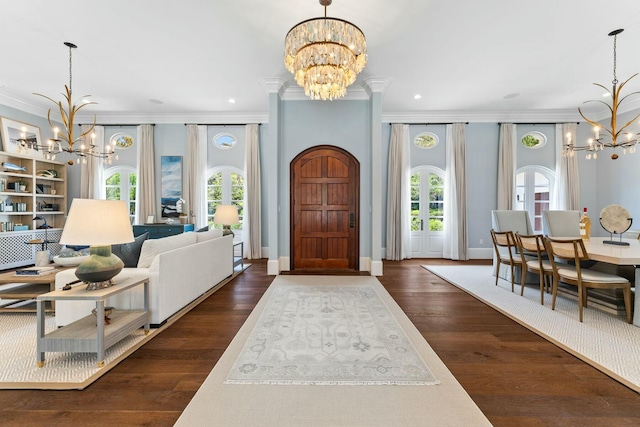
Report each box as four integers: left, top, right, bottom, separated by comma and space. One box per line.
75, 245, 124, 285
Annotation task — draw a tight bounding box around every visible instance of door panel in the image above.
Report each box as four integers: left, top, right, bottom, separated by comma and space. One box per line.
411, 167, 444, 258
291, 146, 359, 270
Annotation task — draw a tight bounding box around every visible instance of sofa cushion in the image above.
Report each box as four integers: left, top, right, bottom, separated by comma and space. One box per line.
195, 228, 223, 243
137, 232, 198, 268
112, 232, 149, 267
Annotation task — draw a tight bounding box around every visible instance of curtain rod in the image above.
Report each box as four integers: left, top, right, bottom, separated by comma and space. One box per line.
77, 123, 155, 127
497, 122, 580, 125
184, 123, 262, 126
399, 122, 469, 126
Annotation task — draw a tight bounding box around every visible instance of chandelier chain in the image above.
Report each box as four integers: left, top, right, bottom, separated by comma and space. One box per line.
68, 44, 73, 93
613, 32, 618, 85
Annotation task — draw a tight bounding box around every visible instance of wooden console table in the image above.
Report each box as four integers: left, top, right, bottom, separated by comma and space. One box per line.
36, 273, 149, 368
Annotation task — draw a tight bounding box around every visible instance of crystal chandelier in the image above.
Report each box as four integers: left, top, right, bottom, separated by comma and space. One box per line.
284, 0, 367, 101
23, 42, 117, 165
564, 29, 640, 160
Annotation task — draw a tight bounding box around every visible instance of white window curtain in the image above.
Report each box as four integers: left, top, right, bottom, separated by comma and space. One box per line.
79, 125, 105, 199
443, 123, 468, 260
552, 123, 580, 210
386, 124, 411, 260
244, 124, 262, 259
497, 123, 516, 210
136, 124, 156, 225
185, 125, 207, 229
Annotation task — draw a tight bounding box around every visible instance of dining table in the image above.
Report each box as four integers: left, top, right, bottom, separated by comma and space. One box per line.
583, 237, 640, 326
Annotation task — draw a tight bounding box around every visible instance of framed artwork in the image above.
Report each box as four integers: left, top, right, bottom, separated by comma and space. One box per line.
161, 155, 182, 217
0, 117, 42, 157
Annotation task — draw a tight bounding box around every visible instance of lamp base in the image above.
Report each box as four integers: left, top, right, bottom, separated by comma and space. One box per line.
85, 280, 115, 291
75, 245, 124, 289
222, 225, 235, 237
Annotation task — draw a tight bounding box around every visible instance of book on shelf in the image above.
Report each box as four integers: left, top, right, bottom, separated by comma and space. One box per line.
15, 266, 56, 276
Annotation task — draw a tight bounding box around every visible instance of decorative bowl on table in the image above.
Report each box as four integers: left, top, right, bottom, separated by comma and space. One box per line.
53, 249, 90, 266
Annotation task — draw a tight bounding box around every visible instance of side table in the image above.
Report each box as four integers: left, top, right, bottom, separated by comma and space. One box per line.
233, 241, 243, 271
36, 273, 150, 368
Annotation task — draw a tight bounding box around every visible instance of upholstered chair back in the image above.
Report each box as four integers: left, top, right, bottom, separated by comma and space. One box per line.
491, 210, 534, 235
542, 210, 581, 237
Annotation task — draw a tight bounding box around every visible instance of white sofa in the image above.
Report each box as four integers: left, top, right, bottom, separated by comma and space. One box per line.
54, 229, 234, 328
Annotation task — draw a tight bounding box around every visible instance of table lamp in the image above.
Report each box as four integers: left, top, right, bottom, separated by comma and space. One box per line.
60, 199, 134, 290
213, 205, 239, 237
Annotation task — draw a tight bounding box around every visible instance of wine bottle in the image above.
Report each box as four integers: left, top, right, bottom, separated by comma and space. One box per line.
579, 207, 591, 241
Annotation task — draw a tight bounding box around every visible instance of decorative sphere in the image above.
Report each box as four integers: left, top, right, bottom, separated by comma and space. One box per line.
611, 153, 619, 160
67, 159, 75, 165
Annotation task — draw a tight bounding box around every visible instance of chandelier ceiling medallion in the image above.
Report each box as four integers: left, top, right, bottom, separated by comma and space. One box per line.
25, 42, 116, 165
565, 29, 640, 160
284, 0, 367, 101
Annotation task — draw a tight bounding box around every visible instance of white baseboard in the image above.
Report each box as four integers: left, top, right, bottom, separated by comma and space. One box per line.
370, 260, 383, 276
280, 257, 290, 272
267, 260, 280, 275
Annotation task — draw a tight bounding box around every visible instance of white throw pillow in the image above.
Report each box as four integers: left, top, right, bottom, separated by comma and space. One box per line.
137, 232, 197, 268
196, 228, 223, 243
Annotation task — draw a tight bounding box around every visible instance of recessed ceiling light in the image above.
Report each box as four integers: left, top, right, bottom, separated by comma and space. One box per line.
413, 94, 422, 100
81, 98, 91, 103
602, 92, 611, 97
228, 98, 236, 104
149, 98, 163, 104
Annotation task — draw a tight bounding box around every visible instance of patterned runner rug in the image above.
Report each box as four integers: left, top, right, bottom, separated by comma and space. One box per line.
424, 264, 640, 393
0, 312, 156, 390
177, 276, 492, 427
225, 278, 438, 385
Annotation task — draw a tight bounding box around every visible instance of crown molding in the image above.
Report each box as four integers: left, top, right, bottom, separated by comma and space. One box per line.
362, 77, 392, 96
260, 78, 289, 98
281, 81, 371, 101
382, 109, 584, 124
74, 111, 269, 125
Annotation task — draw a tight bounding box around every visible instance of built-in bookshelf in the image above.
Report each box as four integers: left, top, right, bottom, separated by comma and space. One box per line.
0, 152, 66, 269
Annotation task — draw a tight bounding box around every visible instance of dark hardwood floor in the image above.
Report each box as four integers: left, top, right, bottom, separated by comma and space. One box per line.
2, 259, 640, 426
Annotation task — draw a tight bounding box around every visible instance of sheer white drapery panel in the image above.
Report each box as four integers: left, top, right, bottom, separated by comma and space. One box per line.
443, 123, 468, 260
136, 124, 156, 225
553, 123, 580, 210
386, 124, 411, 260
498, 123, 516, 210
185, 125, 207, 229
80, 125, 105, 199
244, 124, 262, 259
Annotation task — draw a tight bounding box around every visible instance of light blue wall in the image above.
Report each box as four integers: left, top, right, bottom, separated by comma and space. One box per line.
5, 98, 640, 258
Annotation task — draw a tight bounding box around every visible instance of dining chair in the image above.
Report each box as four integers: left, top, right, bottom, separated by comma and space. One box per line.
515, 233, 554, 304
543, 237, 632, 323
490, 229, 528, 293
542, 210, 581, 237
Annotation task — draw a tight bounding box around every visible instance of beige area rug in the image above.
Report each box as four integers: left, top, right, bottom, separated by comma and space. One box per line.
424, 265, 640, 393
0, 312, 156, 390
0, 267, 247, 390
176, 275, 492, 427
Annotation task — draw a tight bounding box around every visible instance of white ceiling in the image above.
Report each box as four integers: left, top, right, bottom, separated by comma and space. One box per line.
2, 0, 640, 123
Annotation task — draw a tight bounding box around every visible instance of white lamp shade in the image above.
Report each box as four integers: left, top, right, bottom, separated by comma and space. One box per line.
213, 205, 239, 225
60, 199, 134, 246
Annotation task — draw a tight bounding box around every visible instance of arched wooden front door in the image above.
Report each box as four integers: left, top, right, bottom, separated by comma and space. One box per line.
290, 146, 360, 270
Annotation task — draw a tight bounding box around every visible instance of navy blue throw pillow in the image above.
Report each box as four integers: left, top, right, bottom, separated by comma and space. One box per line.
111, 232, 149, 268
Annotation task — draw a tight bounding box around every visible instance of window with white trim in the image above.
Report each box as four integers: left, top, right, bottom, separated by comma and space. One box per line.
207, 167, 244, 238
104, 166, 137, 223
515, 166, 554, 232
